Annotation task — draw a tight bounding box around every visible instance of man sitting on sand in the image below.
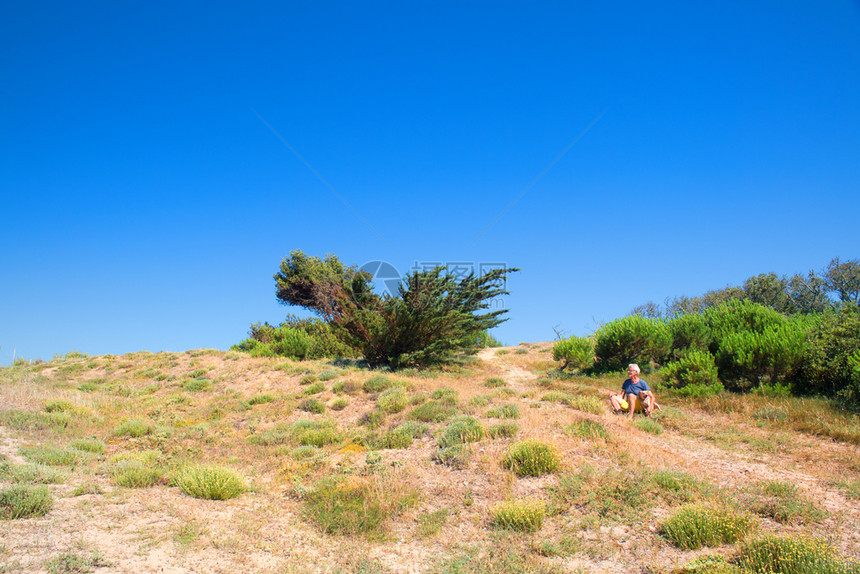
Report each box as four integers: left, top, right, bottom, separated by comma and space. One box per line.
609, 363, 658, 419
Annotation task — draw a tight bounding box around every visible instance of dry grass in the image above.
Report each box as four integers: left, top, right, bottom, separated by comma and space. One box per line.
0, 344, 858, 573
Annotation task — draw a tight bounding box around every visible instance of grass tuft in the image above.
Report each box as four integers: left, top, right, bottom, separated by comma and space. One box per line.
564, 420, 610, 440
0, 485, 53, 519
501, 440, 560, 477
173, 465, 246, 500
437, 417, 485, 448
490, 498, 546, 532
661, 503, 753, 549
738, 534, 858, 574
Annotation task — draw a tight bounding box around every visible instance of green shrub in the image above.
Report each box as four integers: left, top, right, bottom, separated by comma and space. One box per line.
273, 251, 517, 368
291, 419, 342, 447
485, 403, 520, 419
738, 534, 858, 574
69, 438, 105, 454
431, 387, 458, 403
182, 377, 210, 392
750, 480, 827, 524
796, 304, 860, 407
437, 417, 485, 448
594, 315, 672, 372
247, 394, 275, 406
501, 440, 560, 477
109, 458, 163, 488
46, 551, 109, 574
679, 554, 741, 574
485, 377, 507, 388
298, 398, 325, 414
564, 420, 609, 441
1, 463, 65, 484
300, 373, 318, 385
490, 498, 545, 532
44, 400, 74, 413
375, 428, 413, 449
302, 382, 326, 396
173, 465, 246, 500
417, 509, 449, 537
564, 395, 605, 415
363, 375, 395, 393
410, 400, 457, 422
377, 387, 408, 413
329, 397, 349, 410
395, 421, 428, 438
663, 349, 724, 397
0, 485, 53, 519
318, 369, 340, 381
487, 422, 519, 439
359, 409, 386, 429
552, 336, 594, 371
667, 312, 713, 360
304, 479, 386, 536
634, 418, 663, 434
661, 503, 753, 549
19, 445, 83, 467
116, 419, 154, 438
432, 445, 472, 469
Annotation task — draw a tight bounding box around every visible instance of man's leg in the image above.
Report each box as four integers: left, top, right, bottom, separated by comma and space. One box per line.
609, 394, 623, 413
626, 394, 637, 419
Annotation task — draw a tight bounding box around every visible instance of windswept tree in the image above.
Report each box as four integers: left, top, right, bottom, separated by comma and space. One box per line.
825, 257, 860, 305
274, 250, 517, 368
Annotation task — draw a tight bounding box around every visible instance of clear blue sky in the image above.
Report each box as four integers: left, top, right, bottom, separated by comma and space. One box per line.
2, 2, 859, 363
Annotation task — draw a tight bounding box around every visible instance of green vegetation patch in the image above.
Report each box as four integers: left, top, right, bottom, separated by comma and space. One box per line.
485, 403, 520, 419
20, 444, 87, 467
437, 417, 485, 448
173, 465, 246, 500
501, 440, 560, 477
738, 534, 858, 574
115, 419, 154, 438
564, 420, 610, 441
490, 498, 546, 532
0, 485, 53, 519
107, 451, 163, 488
410, 400, 458, 423
377, 387, 408, 413
661, 503, 753, 549
487, 422, 519, 439
749, 480, 827, 524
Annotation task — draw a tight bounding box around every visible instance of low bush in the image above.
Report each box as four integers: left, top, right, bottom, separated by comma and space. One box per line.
19, 445, 83, 467
329, 397, 349, 411
437, 417, 485, 448
552, 336, 594, 371
364, 375, 395, 393
490, 498, 546, 532
501, 440, 560, 477
485, 403, 520, 419
298, 398, 325, 414
304, 479, 386, 536
749, 480, 827, 525
109, 457, 163, 488
662, 349, 724, 398
291, 419, 342, 447
738, 534, 858, 574
432, 445, 471, 469
44, 400, 74, 413
247, 393, 275, 406
1, 463, 65, 484
318, 369, 340, 381
485, 377, 507, 388
377, 387, 408, 414
69, 438, 105, 454
660, 503, 753, 549
0, 485, 53, 519
46, 551, 109, 574
302, 382, 326, 396
116, 419, 154, 438
634, 418, 663, 435
487, 422, 519, 439
359, 409, 386, 429
173, 465, 246, 500
410, 400, 457, 423
594, 315, 672, 373
375, 428, 413, 449
564, 420, 609, 441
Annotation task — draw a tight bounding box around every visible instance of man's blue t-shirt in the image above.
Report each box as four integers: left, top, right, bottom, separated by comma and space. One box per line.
622, 378, 650, 396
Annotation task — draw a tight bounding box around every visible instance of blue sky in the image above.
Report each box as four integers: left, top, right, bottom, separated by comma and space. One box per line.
2, 2, 859, 363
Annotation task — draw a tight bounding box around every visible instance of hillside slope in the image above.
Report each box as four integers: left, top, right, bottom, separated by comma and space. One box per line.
1, 345, 858, 573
